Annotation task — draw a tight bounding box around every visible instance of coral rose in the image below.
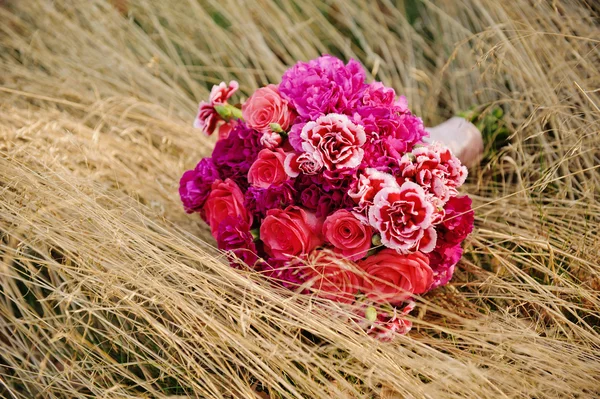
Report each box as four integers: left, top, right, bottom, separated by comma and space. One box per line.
248, 148, 288, 189
300, 113, 366, 170
323, 210, 372, 261
303, 250, 362, 304
260, 206, 323, 260
204, 179, 251, 236
358, 249, 433, 303
242, 84, 294, 134
368, 181, 436, 253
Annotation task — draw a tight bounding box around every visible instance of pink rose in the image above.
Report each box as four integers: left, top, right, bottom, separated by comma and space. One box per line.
248, 148, 288, 189
204, 178, 251, 235
194, 81, 239, 137
368, 181, 436, 253
348, 168, 399, 223
358, 249, 433, 304
323, 210, 373, 261
260, 206, 324, 260
242, 84, 294, 134
303, 250, 362, 304
300, 113, 366, 170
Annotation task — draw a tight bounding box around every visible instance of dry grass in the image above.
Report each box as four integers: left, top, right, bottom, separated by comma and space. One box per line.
1, 0, 599, 397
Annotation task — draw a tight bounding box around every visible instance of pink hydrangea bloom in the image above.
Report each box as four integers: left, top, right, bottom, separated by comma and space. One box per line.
194, 81, 239, 137
368, 181, 436, 253
300, 113, 366, 170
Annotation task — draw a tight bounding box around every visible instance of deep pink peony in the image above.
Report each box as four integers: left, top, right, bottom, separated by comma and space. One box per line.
279, 55, 367, 120
204, 179, 251, 236
260, 206, 324, 260
216, 216, 258, 268
368, 181, 436, 253
194, 81, 239, 137
323, 210, 373, 261
242, 84, 294, 136
248, 148, 288, 189
358, 249, 433, 304
303, 250, 362, 304
300, 113, 366, 170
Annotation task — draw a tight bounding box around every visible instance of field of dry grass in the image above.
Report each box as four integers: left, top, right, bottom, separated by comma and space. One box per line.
1, 0, 599, 398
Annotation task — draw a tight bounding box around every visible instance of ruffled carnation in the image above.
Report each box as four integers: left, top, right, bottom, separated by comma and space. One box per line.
348, 168, 400, 223
356, 105, 428, 171
426, 195, 473, 288
178, 158, 220, 214
194, 81, 239, 138
244, 182, 296, 218
300, 113, 366, 170
360, 82, 396, 107
368, 181, 436, 253
216, 216, 258, 268
397, 142, 468, 202
428, 243, 462, 289
212, 122, 262, 189
279, 55, 367, 120
438, 195, 474, 247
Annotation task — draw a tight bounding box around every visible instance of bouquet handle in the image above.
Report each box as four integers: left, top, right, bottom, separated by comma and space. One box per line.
425, 117, 484, 168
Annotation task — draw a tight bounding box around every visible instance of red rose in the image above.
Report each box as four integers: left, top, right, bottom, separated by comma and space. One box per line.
358, 249, 433, 304
248, 148, 288, 189
323, 210, 372, 261
303, 250, 362, 304
242, 84, 294, 134
260, 206, 323, 260
204, 179, 251, 236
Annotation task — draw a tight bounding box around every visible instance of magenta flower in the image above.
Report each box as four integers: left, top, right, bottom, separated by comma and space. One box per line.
179, 158, 220, 214
279, 55, 367, 120
212, 122, 262, 190
356, 105, 428, 171
216, 216, 258, 268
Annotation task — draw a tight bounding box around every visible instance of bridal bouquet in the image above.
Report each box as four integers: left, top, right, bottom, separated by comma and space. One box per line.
180, 55, 474, 340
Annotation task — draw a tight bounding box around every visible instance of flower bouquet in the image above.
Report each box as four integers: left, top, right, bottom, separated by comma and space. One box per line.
180, 55, 474, 340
